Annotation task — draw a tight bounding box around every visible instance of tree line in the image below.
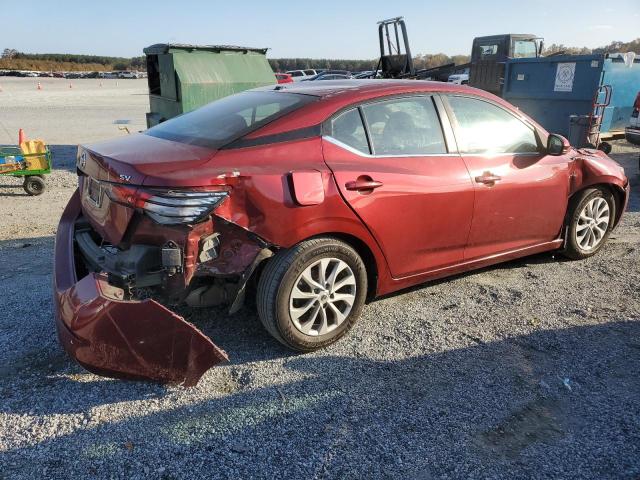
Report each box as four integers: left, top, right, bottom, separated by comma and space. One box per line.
1, 49, 145, 70
2, 38, 637, 73
268, 53, 472, 72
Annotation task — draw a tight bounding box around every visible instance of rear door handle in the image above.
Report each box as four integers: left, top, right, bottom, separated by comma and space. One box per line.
345, 177, 383, 192
474, 172, 501, 185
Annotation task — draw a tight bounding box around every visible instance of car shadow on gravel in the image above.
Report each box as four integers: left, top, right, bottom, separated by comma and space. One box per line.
1, 321, 639, 479
377, 250, 566, 303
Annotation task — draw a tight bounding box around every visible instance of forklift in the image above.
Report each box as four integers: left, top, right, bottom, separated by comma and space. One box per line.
373, 18, 542, 88
374, 17, 415, 78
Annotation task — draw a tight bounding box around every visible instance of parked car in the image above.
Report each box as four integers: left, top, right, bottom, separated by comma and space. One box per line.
275, 72, 293, 84
301, 70, 352, 81
118, 71, 140, 79
54, 80, 629, 386
353, 70, 380, 79
285, 69, 318, 81
98, 71, 119, 79
447, 73, 469, 85
625, 91, 640, 146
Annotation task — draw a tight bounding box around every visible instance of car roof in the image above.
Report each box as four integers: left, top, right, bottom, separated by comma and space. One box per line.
256, 79, 473, 98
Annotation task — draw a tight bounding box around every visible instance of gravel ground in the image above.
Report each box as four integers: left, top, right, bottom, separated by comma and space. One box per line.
0, 79, 639, 479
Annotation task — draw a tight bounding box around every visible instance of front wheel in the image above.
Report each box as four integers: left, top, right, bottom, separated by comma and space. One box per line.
256, 237, 367, 351
562, 188, 614, 260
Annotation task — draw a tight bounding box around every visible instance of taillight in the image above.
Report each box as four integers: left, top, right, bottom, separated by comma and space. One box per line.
104, 182, 229, 225
634, 92, 640, 111
138, 189, 229, 225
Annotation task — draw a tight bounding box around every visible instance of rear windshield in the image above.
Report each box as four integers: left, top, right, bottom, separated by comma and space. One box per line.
146, 91, 317, 148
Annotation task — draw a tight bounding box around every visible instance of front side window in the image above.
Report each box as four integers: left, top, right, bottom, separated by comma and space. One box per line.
330, 108, 369, 154
361, 97, 447, 155
513, 40, 538, 58
146, 91, 316, 149
447, 96, 539, 154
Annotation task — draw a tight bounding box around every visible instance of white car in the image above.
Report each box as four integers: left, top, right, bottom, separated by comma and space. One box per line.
447, 73, 469, 85
625, 91, 640, 147
118, 71, 140, 79
285, 69, 318, 82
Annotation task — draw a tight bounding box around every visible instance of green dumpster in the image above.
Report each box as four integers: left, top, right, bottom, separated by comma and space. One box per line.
143, 43, 276, 127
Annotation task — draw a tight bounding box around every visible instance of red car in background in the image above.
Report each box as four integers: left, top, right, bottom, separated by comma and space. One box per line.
275, 72, 293, 84
54, 80, 629, 386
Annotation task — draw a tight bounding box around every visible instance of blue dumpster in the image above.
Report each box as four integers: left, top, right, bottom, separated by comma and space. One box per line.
503, 53, 640, 141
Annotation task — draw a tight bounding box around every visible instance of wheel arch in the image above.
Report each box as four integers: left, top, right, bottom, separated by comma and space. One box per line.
250, 231, 381, 303
315, 232, 379, 301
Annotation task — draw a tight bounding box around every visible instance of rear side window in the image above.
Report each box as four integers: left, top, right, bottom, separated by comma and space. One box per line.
361, 97, 447, 155
447, 96, 539, 154
331, 108, 370, 153
145, 91, 316, 148
479, 44, 498, 57
304, 70, 316, 75
289, 71, 303, 77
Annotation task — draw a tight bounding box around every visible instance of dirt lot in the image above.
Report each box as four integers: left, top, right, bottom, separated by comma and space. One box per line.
0, 77, 148, 145
0, 79, 639, 479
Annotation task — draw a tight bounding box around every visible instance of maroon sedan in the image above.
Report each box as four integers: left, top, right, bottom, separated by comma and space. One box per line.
54, 80, 629, 385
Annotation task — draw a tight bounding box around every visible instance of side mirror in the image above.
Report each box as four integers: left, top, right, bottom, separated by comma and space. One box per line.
547, 134, 571, 156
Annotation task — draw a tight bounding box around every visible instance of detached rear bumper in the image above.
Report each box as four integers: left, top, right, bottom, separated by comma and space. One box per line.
54, 189, 228, 386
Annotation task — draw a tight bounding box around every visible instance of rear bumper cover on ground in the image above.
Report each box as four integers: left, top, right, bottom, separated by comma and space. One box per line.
54, 189, 228, 386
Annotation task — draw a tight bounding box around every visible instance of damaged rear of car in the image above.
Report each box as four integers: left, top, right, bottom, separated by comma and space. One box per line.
54, 90, 319, 385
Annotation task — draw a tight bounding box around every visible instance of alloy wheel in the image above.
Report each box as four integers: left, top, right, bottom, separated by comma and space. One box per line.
289, 258, 356, 336
575, 197, 610, 251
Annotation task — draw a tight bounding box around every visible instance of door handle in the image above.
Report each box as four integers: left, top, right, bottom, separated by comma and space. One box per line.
474, 172, 502, 185
345, 177, 383, 192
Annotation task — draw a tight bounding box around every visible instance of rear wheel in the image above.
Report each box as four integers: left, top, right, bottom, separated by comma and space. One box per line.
563, 188, 614, 259
256, 237, 367, 351
23, 176, 45, 196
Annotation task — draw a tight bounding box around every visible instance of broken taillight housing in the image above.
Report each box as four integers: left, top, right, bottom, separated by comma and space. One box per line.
105, 183, 229, 225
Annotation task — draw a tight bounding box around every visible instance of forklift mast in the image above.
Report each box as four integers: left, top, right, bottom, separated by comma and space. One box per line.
376, 17, 415, 78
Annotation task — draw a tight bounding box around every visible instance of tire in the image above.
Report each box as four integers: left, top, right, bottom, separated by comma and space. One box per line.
23, 176, 45, 196
256, 237, 367, 352
597, 142, 612, 154
562, 188, 615, 260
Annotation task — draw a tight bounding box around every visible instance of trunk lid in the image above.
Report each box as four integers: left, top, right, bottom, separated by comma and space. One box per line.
77, 133, 217, 245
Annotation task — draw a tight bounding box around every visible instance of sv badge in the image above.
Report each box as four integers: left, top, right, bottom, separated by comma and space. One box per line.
119, 174, 132, 182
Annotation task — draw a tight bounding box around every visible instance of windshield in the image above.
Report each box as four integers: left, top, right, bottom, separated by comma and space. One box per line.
146, 91, 317, 148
